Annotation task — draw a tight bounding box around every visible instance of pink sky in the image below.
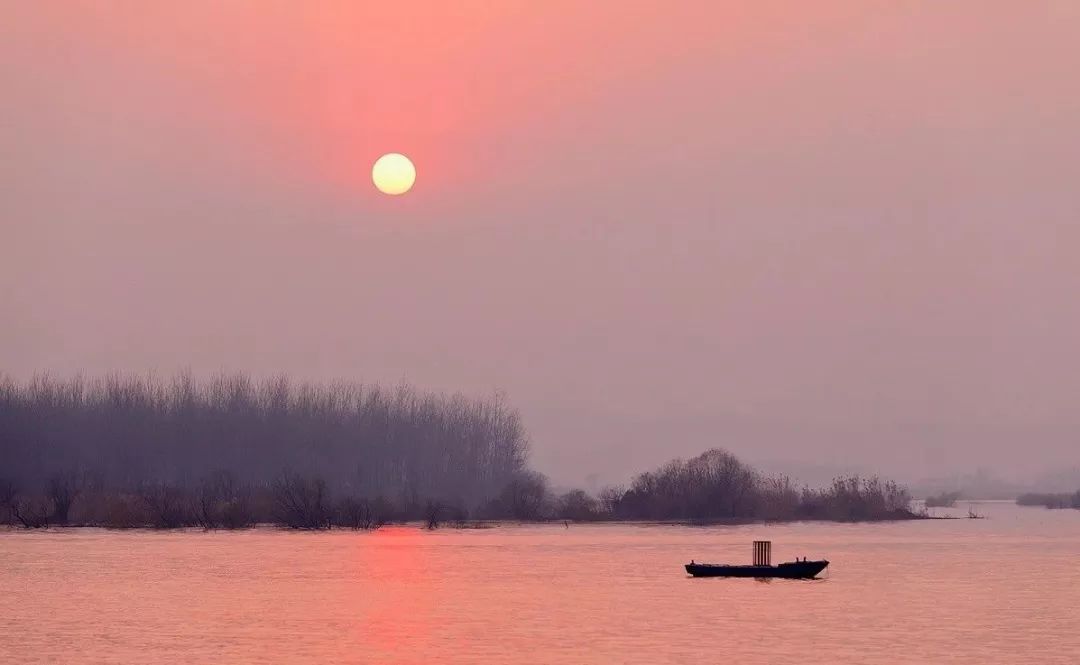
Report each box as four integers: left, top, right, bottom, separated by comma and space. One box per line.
3, 2, 1079, 486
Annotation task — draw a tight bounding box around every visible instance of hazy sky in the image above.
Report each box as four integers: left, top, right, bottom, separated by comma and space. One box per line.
3, 2, 1079, 487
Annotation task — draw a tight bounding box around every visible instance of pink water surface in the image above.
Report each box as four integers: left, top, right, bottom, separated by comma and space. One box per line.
2, 502, 1078, 664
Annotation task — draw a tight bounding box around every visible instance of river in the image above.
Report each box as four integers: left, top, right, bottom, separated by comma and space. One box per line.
2, 501, 1078, 663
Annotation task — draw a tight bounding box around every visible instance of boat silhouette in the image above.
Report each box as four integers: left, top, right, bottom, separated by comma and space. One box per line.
685, 540, 828, 579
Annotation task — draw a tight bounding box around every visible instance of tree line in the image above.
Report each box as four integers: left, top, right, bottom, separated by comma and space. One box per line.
1015, 491, 1080, 510
561, 449, 916, 523
0, 373, 529, 527
1, 373, 919, 529
924, 490, 962, 508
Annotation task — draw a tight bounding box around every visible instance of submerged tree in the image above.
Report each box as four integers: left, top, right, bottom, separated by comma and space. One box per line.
47, 472, 83, 525
0, 478, 15, 525
194, 471, 252, 529
333, 496, 379, 530
139, 483, 192, 529
272, 471, 331, 529
10, 495, 50, 529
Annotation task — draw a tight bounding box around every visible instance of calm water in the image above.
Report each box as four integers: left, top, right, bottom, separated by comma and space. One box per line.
2, 502, 1078, 664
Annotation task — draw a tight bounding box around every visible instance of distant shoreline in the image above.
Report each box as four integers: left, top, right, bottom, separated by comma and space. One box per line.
1, 375, 929, 530
1, 512, 946, 534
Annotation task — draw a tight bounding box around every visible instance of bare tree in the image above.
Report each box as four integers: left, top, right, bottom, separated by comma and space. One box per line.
139, 483, 192, 528
47, 472, 83, 524
597, 486, 624, 518
425, 499, 443, 529
193, 470, 250, 529
0, 478, 15, 525
272, 471, 330, 529
333, 496, 376, 530
11, 495, 50, 529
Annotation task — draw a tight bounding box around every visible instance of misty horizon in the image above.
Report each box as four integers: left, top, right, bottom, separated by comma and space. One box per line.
4, 5, 1080, 665
3, 368, 1076, 494
4, 2, 1079, 491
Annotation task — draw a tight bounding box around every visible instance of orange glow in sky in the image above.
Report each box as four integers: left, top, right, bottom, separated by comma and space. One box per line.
4, 2, 1079, 483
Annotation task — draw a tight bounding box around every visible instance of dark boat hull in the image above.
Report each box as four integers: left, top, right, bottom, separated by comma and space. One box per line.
685, 560, 828, 579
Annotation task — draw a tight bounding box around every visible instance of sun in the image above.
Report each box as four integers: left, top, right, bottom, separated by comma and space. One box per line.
372, 153, 416, 195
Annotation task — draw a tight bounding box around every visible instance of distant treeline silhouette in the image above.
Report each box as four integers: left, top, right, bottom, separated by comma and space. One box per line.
0, 373, 528, 527
924, 490, 962, 508
1, 374, 919, 529
591, 449, 917, 522
1015, 491, 1080, 510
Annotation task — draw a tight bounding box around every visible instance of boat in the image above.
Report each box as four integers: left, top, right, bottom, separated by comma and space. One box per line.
685, 540, 828, 579
684, 559, 828, 579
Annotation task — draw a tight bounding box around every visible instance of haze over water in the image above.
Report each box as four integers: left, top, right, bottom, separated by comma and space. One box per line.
3, 502, 1078, 664
4, 3, 1080, 488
